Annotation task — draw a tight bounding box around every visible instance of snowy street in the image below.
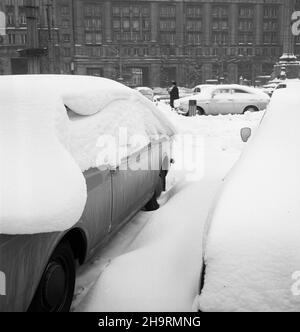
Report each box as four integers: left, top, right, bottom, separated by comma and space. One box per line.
72, 103, 264, 312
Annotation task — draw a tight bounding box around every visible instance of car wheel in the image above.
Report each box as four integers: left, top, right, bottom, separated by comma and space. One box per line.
28, 241, 75, 312
143, 169, 166, 212
243, 106, 259, 114
196, 106, 205, 115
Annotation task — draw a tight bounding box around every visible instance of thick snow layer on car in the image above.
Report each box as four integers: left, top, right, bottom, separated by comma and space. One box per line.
68, 98, 175, 171
0, 75, 175, 234
198, 87, 300, 312
0, 79, 87, 235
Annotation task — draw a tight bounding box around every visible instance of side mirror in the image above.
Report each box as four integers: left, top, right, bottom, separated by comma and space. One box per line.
240, 127, 252, 142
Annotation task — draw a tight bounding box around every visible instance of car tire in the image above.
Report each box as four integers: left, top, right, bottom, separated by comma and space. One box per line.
196, 107, 205, 115
155, 169, 167, 198
243, 106, 259, 114
143, 169, 167, 212
28, 241, 75, 312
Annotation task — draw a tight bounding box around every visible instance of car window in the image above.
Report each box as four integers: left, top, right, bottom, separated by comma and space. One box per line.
194, 88, 201, 93
233, 89, 250, 94
213, 89, 231, 95
276, 84, 287, 90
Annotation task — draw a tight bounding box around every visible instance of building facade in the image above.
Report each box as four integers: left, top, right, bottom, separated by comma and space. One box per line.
0, 0, 294, 87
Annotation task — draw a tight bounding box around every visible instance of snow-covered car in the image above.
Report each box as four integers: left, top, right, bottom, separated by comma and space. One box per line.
176, 84, 270, 115
135, 87, 154, 102
262, 83, 279, 97
195, 85, 300, 312
0, 75, 175, 312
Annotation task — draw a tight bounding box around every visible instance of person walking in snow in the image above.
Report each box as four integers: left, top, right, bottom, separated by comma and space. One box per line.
169, 81, 179, 110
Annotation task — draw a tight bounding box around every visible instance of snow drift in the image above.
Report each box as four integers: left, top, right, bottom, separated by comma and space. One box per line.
77, 180, 222, 312
198, 84, 300, 312
0, 75, 175, 235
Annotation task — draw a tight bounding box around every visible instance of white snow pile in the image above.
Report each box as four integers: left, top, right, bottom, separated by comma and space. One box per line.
77, 179, 221, 312
197, 86, 300, 312
0, 75, 175, 235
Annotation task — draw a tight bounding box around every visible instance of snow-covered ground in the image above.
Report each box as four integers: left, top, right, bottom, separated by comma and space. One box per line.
72, 102, 264, 312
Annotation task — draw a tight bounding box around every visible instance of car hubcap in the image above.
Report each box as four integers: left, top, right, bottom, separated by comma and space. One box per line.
42, 261, 67, 311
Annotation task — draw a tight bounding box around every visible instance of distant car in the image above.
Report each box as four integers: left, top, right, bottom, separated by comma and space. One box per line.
176, 84, 270, 115
153, 87, 169, 104
196, 85, 300, 311
135, 87, 154, 102
0, 75, 175, 312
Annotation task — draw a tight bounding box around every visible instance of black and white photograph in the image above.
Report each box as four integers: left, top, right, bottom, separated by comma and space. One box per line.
0, 0, 300, 314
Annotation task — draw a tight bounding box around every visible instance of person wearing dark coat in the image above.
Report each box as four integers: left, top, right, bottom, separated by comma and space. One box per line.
169, 81, 179, 109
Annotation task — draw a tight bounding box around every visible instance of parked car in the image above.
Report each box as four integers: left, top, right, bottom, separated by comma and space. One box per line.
153, 87, 170, 104
195, 85, 300, 311
176, 84, 270, 115
135, 87, 154, 102
0, 75, 175, 312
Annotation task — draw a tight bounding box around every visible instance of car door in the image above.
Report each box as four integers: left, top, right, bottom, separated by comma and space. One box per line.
208, 89, 234, 114
111, 144, 155, 229
82, 168, 112, 251
231, 88, 256, 114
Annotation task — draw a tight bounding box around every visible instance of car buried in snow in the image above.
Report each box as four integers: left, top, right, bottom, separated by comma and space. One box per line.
175, 84, 270, 116
0, 75, 175, 312
195, 83, 300, 312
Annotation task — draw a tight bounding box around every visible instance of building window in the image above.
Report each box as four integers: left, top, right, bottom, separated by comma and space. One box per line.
238, 33, 253, 44
187, 33, 203, 45
8, 33, 16, 44
61, 5, 70, 16
87, 47, 103, 57
18, 6, 27, 25
85, 5, 101, 17
85, 32, 93, 44
85, 18, 102, 30
186, 6, 202, 18
123, 20, 130, 30
160, 20, 176, 31
113, 19, 121, 30
95, 32, 102, 44
239, 6, 254, 18
263, 6, 278, 19
62, 47, 71, 57
62, 20, 70, 28
63, 34, 71, 43
212, 5, 228, 18
263, 32, 278, 44
212, 20, 228, 30
160, 6, 176, 18
85, 32, 102, 45
212, 32, 228, 45
186, 20, 202, 32
20, 34, 27, 45
239, 20, 254, 31
160, 33, 175, 45
6, 13, 14, 26
87, 68, 103, 77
